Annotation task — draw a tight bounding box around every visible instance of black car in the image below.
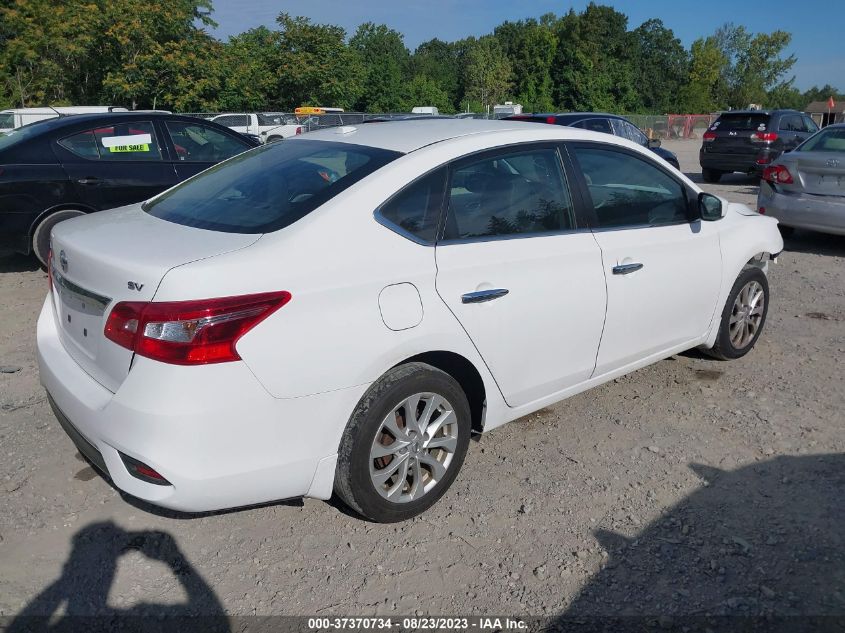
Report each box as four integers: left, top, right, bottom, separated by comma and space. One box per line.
505, 112, 680, 170
0, 112, 258, 264
699, 109, 819, 182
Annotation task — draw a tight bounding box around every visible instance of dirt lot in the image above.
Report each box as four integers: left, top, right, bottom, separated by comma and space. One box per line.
0, 140, 843, 627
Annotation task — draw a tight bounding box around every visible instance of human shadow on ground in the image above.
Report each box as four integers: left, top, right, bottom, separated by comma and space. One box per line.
6, 521, 230, 633
551, 454, 845, 632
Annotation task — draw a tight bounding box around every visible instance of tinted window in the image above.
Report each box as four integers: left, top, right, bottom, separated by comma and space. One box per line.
713, 113, 770, 131
144, 140, 401, 234
445, 147, 574, 240
573, 118, 612, 134
165, 121, 250, 162
779, 115, 804, 132
803, 116, 819, 133
0, 113, 13, 129
798, 127, 845, 153
215, 115, 249, 127
573, 147, 688, 228
58, 121, 161, 161
378, 168, 446, 243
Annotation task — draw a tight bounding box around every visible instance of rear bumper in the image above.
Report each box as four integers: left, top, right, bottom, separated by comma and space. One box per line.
757, 183, 845, 236
700, 149, 779, 174
36, 295, 366, 512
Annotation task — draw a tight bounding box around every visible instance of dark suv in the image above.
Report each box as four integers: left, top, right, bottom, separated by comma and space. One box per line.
699, 109, 819, 182
505, 112, 680, 170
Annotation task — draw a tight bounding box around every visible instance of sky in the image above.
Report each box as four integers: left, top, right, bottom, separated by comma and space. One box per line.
208, 0, 844, 93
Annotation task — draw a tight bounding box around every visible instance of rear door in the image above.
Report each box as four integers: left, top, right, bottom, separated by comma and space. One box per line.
568, 143, 722, 375
160, 119, 254, 181
778, 114, 808, 151
434, 144, 607, 407
56, 121, 178, 210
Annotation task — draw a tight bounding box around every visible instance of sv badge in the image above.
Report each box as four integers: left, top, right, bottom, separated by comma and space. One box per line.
128, 281, 145, 292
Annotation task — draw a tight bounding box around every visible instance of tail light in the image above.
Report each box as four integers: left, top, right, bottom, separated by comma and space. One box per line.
546, 116, 556, 124
762, 164, 793, 184
751, 132, 778, 143
702, 131, 716, 142
758, 207, 766, 214
295, 126, 302, 135
104, 291, 291, 365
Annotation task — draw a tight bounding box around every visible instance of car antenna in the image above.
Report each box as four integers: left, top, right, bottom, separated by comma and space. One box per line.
46, 105, 66, 118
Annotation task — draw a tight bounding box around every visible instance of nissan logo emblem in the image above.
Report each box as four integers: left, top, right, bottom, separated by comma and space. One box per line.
59, 250, 68, 273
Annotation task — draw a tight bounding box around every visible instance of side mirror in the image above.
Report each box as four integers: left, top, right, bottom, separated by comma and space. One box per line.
647, 138, 661, 149
698, 192, 724, 221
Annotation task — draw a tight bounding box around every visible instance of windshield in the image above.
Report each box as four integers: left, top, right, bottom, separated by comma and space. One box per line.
798, 127, 845, 153
144, 139, 401, 233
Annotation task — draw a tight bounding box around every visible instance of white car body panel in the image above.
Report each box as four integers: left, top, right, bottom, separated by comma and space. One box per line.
37, 119, 783, 512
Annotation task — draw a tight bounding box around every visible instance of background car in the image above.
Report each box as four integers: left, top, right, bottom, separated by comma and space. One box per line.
699, 109, 819, 182
0, 112, 258, 265
37, 119, 782, 522
757, 123, 845, 237
505, 112, 680, 170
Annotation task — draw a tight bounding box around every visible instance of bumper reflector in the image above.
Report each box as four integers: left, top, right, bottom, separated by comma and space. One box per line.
120, 453, 172, 486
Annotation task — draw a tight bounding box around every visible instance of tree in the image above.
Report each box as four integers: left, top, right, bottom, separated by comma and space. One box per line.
802, 84, 843, 103
494, 19, 556, 112
678, 36, 728, 113
350, 23, 408, 112
399, 75, 452, 113
631, 19, 688, 113
216, 27, 283, 111
274, 13, 363, 110
462, 36, 513, 112
410, 39, 461, 110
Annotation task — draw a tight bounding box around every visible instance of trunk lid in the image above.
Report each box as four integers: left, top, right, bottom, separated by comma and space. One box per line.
779, 152, 845, 197
49, 204, 261, 392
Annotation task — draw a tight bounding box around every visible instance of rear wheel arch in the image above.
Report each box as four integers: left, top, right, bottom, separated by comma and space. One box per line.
29, 205, 94, 265
394, 351, 487, 436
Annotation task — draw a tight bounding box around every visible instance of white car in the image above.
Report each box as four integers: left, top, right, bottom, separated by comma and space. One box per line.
210, 112, 303, 143
37, 120, 783, 522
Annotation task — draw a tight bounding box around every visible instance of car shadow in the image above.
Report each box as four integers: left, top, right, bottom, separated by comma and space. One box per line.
0, 253, 40, 273
551, 454, 845, 631
781, 230, 845, 257
6, 521, 231, 633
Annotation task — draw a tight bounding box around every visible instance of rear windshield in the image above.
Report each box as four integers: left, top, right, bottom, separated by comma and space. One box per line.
798, 127, 845, 153
0, 121, 46, 152
712, 113, 770, 131
144, 139, 401, 233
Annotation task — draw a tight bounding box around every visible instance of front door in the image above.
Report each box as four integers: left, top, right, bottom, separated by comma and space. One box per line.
568, 143, 722, 376
434, 144, 606, 408
160, 119, 254, 181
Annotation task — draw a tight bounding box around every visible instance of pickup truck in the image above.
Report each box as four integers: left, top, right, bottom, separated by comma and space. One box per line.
209, 113, 303, 143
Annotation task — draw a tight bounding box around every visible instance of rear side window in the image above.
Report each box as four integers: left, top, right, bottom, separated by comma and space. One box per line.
59, 121, 161, 161
803, 116, 819, 133
572, 146, 688, 228
144, 140, 401, 234
377, 168, 446, 244
712, 113, 770, 131
214, 115, 249, 127
779, 115, 804, 132
164, 121, 250, 162
573, 119, 612, 134
798, 127, 845, 153
444, 147, 575, 240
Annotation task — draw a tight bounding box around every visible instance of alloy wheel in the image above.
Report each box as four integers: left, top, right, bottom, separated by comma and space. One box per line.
729, 280, 766, 349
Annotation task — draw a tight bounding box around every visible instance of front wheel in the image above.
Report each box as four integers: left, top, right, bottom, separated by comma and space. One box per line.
704, 267, 770, 360
334, 362, 471, 522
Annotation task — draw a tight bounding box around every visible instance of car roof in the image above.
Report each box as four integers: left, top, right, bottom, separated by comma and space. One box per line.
300, 118, 603, 153
15, 112, 214, 135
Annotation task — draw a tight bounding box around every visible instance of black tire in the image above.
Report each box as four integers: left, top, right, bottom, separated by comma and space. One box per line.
702, 168, 722, 183
778, 224, 795, 238
335, 362, 471, 522
704, 267, 770, 360
31, 209, 85, 267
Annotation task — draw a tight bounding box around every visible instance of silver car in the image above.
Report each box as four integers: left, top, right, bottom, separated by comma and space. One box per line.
757, 123, 845, 236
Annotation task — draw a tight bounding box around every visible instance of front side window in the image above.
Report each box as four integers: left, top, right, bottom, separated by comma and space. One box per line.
444, 147, 575, 240
802, 116, 819, 133
165, 121, 250, 162
59, 121, 161, 161
572, 146, 689, 228
144, 139, 401, 234
377, 168, 446, 243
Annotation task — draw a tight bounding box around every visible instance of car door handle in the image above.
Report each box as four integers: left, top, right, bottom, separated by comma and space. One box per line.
77, 177, 101, 185
461, 288, 509, 304
612, 263, 644, 275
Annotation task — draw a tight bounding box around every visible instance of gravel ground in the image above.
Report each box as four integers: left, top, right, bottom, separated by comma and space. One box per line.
0, 140, 843, 626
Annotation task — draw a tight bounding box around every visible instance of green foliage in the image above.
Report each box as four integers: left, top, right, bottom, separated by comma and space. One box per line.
0, 1, 819, 116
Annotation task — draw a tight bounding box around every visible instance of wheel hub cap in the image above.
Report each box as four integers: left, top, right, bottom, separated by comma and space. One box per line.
728, 280, 765, 350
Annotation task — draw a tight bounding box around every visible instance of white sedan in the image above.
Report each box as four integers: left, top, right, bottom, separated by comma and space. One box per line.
37, 120, 783, 522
